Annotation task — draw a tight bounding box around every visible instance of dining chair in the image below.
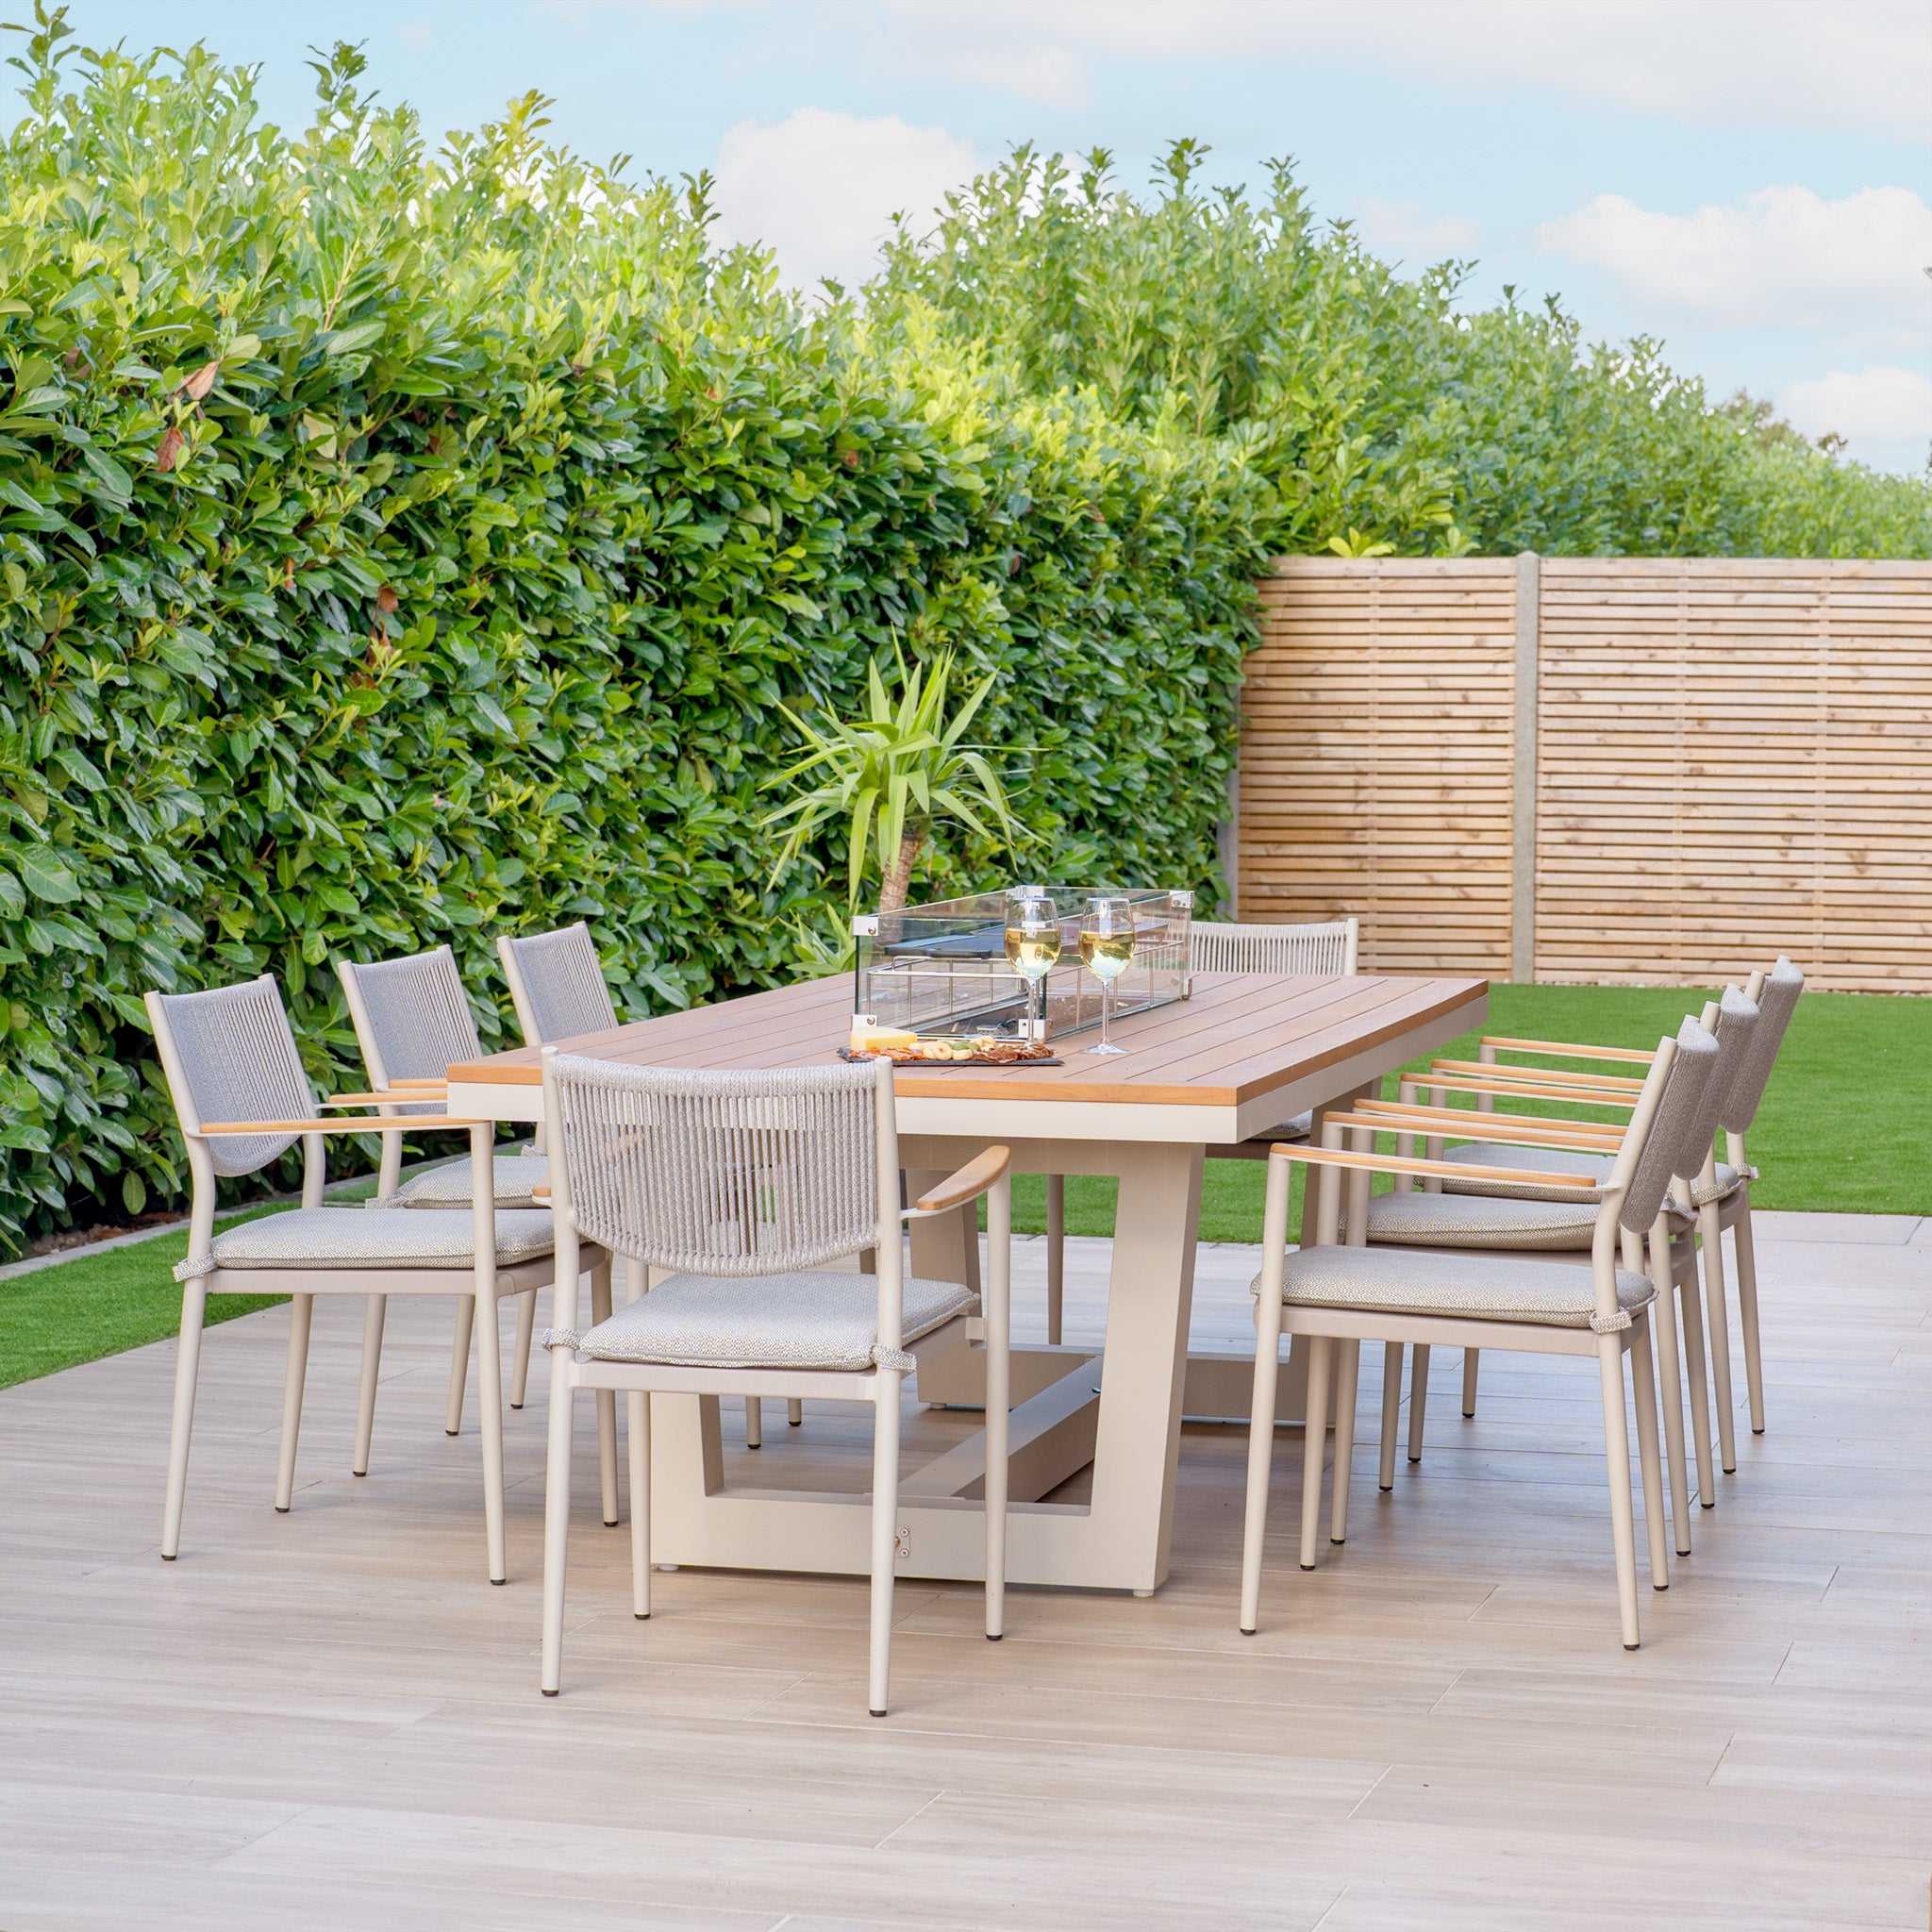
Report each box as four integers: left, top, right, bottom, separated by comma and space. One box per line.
145, 974, 594, 1582
1356, 988, 1757, 1556
1239, 1016, 1720, 1649
536, 1053, 1014, 1716
1425, 958, 1803, 1463
338, 945, 556, 1439
1038, 915, 1359, 1347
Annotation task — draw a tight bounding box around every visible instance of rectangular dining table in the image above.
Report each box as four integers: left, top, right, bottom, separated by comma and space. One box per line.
447, 968, 1486, 1595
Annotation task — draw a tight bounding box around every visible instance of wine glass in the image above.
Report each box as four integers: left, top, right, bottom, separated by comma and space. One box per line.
1004, 892, 1060, 1042
1078, 895, 1137, 1055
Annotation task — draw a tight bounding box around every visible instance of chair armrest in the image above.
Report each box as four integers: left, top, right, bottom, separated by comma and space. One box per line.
387, 1077, 450, 1089
1480, 1035, 1657, 1065
1269, 1143, 1604, 1190
322, 1091, 448, 1108
530, 1179, 551, 1200
1429, 1058, 1645, 1092
197, 1116, 490, 1136
1348, 1101, 1624, 1149
913, 1145, 1012, 1213
1398, 1074, 1637, 1111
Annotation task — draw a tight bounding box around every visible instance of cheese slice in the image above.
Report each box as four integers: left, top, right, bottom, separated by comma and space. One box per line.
850, 1023, 918, 1053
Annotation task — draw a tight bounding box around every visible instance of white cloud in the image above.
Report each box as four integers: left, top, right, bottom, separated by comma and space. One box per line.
880, 0, 1932, 142
1532, 185, 1932, 337
1354, 198, 1481, 264
709, 107, 976, 291
1781, 364, 1932, 473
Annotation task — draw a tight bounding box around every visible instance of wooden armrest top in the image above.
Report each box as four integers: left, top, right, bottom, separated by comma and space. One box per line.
387, 1077, 449, 1089
914, 1144, 1012, 1214
197, 1117, 490, 1136
1481, 1036, 1657, 1064
1347, 1101, 1623, 1148
1271, 1143, 1603, 1189
1430, 1058, 1645, 1091
322, 1091, 447, 1108
530, 1179, 552, 1200
1398, 1074, 1637, 1111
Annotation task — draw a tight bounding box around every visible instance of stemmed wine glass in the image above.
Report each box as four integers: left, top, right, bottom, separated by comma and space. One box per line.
1004, 891, 1060, 1042
1078, 896, 1136, 1056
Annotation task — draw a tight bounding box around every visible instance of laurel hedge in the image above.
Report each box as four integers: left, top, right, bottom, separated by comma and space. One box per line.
0, 30, 1269, 1248
3, 21, 1927, 1255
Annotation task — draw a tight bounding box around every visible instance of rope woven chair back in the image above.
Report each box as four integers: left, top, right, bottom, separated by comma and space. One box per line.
1683, 986, 1759, 1172
550, 1056, 880, 1275
500, 923, 618, 1045
149, 975, 311, 1178
339, 946, 482, 1116
1619, 1018, 1719, 1234
1722, 958, 1804, 1135
1189, 919, 1358, 975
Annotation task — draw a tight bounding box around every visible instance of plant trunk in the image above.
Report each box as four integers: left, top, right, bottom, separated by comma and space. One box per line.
878, 827, 925, 912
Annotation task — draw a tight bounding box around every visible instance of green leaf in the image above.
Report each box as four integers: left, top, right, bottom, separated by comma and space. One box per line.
16, 849, 82, 904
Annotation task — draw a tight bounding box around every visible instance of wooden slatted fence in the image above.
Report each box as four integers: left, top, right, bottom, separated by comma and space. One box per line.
1238, 557, 1932, 992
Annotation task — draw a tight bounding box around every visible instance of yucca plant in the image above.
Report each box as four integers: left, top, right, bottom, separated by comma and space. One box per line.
763, 652, 1023, 912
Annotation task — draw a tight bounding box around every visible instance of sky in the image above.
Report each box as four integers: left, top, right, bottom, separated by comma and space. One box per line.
13, 0, 1932, 474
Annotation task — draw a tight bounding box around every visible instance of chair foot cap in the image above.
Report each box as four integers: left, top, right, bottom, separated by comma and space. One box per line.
1239, 1626, 1257, 1637
1330, 1537, 1345, 1546
1407, 1455, 1421, 1464
446, 1428, 460, 1438
1298, 1563, 1315, 1572
1378, 1483, 1392, 1492
541, 1688, 558, 1698
635, 1611, 650, 1621
160, 1553, 176, 1561
1623, 1641, 1640, 1651
789, 1419, 801, 1426
491, 1577, 506, 1587
870, 1708, 887, 1719
352, 1470, 367, 1478
1700, 1501, 1715, 1509
986, 1632, 1002, 1641
1752, 1426, 1765, 1435
603, 1519, 619, 1528
1654, 1582, 1669, 1591
510, 1402, 524, 1411
275, 1506, 290, 1514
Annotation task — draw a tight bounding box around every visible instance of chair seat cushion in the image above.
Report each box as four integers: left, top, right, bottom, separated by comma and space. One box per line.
1256, 1243, 1654, 1331
1352, 1190, 1600, 1252
1690, 1162, 1741, 1206
1437, 1141, 1615, 1204
394, 1152, 550, 1210
569, 1270, 977, 1372
1244, 1109, 1312, 1145
192, 1207, 556, 1277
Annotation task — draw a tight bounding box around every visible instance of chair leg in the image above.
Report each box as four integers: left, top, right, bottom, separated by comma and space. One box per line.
1407, 1342, 1431, 1463
1239, 1306, 1287, 1634
475, 1281, 508, 1584
984, 1174, 1011, 1641
446, 1295, 475, 1435
1045, 1173, 1065, 1346
1298, 1336, 1333, 1572
868, 1370, 904, 1716
628, 1391, 652, 1618
1699, 1202, 1737, 1474
353, 1293, 387, 1476
590, 1263, 618, 1523
1641, 1227, 1693, 1555
274, 1293, 314, 1513
1329, 1339, 1359, 1545
1629, 1319, 1670, 1591
160, 1283, 208, 1559
745, 1398, 763, 1449
1597, 1334, 1642, 1649
1461, 1347, 1479, 1418
1733, 1206, 1767, 1433
1677, 1257, 1718, 1507
540, 1358, 575, 1695
1378, 1342, 1402, 1491
788, 1399, 803, 1427
510, 1289, 536, 1410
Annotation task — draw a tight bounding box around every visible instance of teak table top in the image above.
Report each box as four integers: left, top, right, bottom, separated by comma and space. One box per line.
447, 970, 1487, 1111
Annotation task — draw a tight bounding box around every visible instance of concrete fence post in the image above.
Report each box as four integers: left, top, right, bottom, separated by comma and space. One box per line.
1511, 551, 1541, 983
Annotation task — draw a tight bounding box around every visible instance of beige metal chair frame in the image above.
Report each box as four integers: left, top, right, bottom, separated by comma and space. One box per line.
145, 978, 598, 1583
1039, 916, 1359, 1347
1240, 1028, 1705, 1648
536, 1053, 1014, 1717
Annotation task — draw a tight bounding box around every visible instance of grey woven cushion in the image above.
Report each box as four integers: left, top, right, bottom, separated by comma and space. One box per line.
1352, 1190, 1599, 1252
1257, 1243, 1654, 1330
1242, 1109, 1312, 1146
195, 1207, 556, 1274
394, 1152, 550, 1209
1690, 1161, 1741, 1207
571, 1270, 976, 1372
1438, 1141, 1616, 1204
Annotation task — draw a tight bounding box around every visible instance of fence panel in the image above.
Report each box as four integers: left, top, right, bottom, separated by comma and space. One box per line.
1239, 556, 1932, 991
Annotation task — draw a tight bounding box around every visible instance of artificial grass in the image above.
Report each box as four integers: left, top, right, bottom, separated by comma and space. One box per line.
1006, 982, 1931, 1241
1, 984, 1921, 1391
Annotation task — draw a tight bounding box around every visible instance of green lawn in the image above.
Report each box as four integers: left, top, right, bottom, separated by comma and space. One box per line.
2, 983, 1922, 1392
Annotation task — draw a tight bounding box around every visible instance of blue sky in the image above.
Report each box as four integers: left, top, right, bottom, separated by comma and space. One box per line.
17, 0, 1932, 472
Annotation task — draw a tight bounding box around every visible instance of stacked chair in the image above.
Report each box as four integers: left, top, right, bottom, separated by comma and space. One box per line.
534, 1053, 1015, 1716
143, 974, 591, 1583
1239, 1015, 1722, 1647
1038, 916, 1359, 1345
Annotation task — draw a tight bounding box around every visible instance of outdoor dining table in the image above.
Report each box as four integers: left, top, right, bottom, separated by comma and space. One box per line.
447, 968, 1487, 1595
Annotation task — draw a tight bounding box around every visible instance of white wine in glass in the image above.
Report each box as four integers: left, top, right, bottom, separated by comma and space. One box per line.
1079, 896, 1136, 1055
1004, 892, 1060, 1041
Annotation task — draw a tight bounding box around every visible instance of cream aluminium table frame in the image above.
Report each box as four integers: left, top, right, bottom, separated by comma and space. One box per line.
449, 970, 1486, 1595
